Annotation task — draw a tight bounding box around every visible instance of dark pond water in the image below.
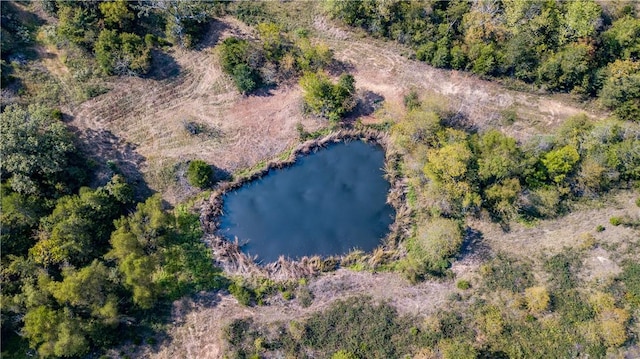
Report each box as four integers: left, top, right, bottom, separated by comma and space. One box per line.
219, 141, 395, 263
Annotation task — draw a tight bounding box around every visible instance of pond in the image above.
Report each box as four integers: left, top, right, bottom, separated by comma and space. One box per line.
219, 141, 395, 263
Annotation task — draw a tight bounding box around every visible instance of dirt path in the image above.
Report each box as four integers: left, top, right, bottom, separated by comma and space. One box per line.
312, 17, 608, 142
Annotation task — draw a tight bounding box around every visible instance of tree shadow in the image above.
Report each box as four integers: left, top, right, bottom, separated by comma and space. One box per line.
249, 83, 276, 97
70, 126, 153, 201
458, 227, 492, 263
441, 111, 478, 134
195, 18, 231, 51
123, 290, 229, 357
354, 90, 385, 117
145, 50, 181, 81
325, 58, 355, 77
212, 166, 232, 183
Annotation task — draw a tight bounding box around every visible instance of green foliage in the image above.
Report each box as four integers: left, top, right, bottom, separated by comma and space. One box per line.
1, 104, 82, 196
187, 159, 213, 188
331, 350, 358, 359
403, 90, 421, 110
456, 280, 471, 290
609, 216, 622, 226
599, 60, 640, 121
303, 297, 415, 358
328, 0, 638, 102
94, 29, 151, 76
218, 37, 262, 94
30, 178, 131, 269
99, 0, 134, 30
107, 195, 223, 309
620, 262, 640, 306
300, 72, 356, 122
229, 280, 253, 306
542, 145, 580, 184
544, 252, 581, 291
56, 5, 99, 49
423, 140, 480, 211
477, 130, 523, 183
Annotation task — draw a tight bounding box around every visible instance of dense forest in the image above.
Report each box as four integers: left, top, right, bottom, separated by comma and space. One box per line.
1, 0, 639, 358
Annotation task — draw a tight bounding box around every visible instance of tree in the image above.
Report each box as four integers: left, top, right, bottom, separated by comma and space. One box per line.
601, 16, 640, 61
94, 29, 151, 76
477, 130, 523, 183
423, 141, 480, 210
29, 177, 131, 268
137, 0, 212, 48
0, 105, 77, 196
560, 0, 602, 44
599, 60, 640, 122
219, 37, 263, 94
537, 43, 593, 93
542, 145, 580, 184
56, 5, 99, 48
187, 159, 213, 188
99, 0, 134, 29
300, 72, 356, 122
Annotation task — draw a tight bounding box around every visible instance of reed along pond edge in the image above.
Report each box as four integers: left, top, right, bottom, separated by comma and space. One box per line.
200, 129, 412, 281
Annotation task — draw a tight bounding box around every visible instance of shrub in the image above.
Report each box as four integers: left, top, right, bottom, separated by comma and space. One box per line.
524, 286, 550, 313
300, 72, 356, 122
403, 90, 421, 110
187, 160, 212, 188
457, 280, 471, 290
229, 281, 253, 306
609, 216, 622, 226
595, 225, 605, 232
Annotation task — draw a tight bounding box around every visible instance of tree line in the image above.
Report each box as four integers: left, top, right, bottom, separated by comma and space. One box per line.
1, 104, 225, 357
328, 0, 640, 121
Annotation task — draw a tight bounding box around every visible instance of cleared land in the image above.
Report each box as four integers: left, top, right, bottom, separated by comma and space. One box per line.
59, 16, 607, 203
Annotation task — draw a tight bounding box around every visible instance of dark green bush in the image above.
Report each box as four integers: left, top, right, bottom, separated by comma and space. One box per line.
187, 159, 212, 188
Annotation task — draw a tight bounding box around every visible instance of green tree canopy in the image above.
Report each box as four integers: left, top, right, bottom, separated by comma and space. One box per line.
0, 105, 78, 196
187, 159, 213, 188
94, 29, 151, 76
300, 72, 356, 122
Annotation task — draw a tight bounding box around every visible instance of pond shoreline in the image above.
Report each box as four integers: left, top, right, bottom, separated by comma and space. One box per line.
200, 128, 411, 280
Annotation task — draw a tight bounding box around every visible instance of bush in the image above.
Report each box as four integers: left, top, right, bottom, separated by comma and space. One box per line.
300, 72, 356, 122
229, 281, 253, 306
524, 286, 550, 314
609, 216, 622, 226
187, 159, 212, 188
403, 90, 421, 110
457, 280, 471, 290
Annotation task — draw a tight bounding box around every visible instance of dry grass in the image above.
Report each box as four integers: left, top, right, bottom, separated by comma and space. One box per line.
63, 17, 324, 204
117, 269, 454, 359
312, 15, 609, 142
